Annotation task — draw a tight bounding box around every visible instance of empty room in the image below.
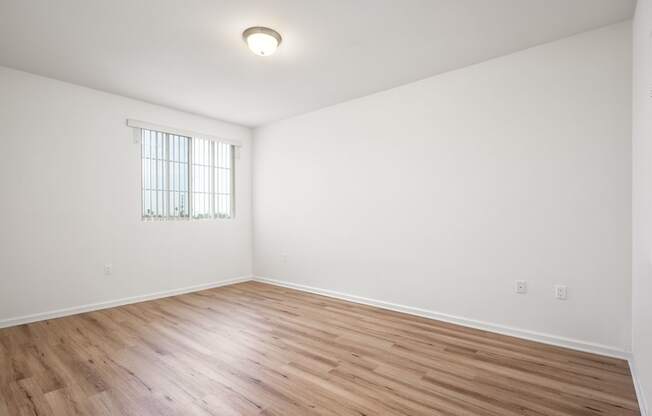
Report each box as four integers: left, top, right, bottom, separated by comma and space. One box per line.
0, 0, 651, 415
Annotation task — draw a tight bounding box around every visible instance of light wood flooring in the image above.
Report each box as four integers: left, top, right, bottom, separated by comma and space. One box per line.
0, 281, 641, 415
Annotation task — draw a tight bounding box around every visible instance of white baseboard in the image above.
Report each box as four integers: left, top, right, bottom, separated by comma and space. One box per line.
0, 275, 253, 329
630, 358, 650, 416
253, 276, 631, 360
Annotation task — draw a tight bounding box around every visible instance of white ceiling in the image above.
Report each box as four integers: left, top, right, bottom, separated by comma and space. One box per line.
0, 0, 635, 127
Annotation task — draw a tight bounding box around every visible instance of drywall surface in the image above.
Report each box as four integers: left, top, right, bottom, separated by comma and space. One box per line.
633, 0, 652, 411
253, 22, 632, 352
0, 66, 252, 324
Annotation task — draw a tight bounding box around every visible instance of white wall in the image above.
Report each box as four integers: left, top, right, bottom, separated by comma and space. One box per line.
253, 22, 632, 353
633, 0, 652, 411
0, 66, 252, 324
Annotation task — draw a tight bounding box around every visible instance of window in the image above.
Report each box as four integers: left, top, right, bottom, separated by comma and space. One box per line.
140, 128, 234, 220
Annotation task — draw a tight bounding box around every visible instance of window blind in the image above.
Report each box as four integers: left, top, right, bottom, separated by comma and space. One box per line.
140, 128, 234, 220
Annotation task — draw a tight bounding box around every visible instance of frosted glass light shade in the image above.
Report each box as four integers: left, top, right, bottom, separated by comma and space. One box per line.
243, 27, 282, 56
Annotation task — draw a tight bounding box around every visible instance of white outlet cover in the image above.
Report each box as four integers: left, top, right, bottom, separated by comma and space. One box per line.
554, 285, 567, 300
104, 264, 113, 275
515, 280, 527, 294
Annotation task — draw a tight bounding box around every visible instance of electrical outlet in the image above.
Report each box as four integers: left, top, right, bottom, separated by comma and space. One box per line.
515, 280, 527, 294
280, 253, 288, 264
104, 264, 113, 275
554, 285, 567, 300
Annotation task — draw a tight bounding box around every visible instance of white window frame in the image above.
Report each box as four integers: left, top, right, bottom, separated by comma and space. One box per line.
128, 119, 240, 221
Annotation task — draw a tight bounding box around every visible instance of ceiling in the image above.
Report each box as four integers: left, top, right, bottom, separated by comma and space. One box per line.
0, 0, 635, 127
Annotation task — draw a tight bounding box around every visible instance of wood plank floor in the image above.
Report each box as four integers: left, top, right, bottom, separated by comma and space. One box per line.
0, 281, 640, 416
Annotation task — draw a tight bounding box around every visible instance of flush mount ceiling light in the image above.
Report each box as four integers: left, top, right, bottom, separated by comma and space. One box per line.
243, 26, 282, 56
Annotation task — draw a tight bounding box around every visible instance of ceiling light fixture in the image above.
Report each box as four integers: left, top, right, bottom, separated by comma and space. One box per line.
243, 26, 282, 56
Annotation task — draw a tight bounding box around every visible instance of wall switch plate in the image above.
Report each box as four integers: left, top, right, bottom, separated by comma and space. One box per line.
104, 264, 113, 275
554, 285, 567, 300
515, 280, 527, 294
280, 254, 288, 264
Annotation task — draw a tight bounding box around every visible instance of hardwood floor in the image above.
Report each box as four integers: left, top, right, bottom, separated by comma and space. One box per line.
0, 281, 640, 416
